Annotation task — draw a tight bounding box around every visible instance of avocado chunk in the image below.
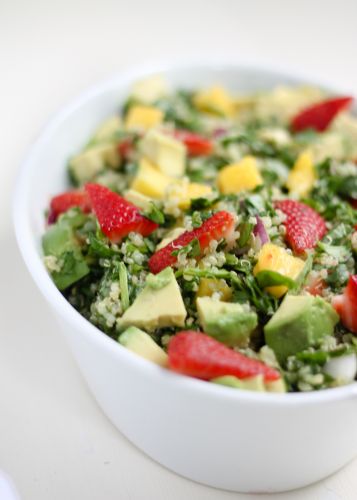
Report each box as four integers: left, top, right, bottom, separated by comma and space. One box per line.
119, 326, 168, 367
42, 220, 89, 290
212, 375, 266, 392
265, 378, 287, 393
118, 268, 187, 331
264, 295, 339, 363
92, 116, 121, 142
140, 129, 186, 178
131, 75, 169, 104
69, 142, 120, 185
156, 227, 186, 251
196, 296, 258, 347
123, 189, 154, 211
212, 375, 286, 393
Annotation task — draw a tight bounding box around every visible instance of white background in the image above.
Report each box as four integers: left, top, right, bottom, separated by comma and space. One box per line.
1, 0, 357, 498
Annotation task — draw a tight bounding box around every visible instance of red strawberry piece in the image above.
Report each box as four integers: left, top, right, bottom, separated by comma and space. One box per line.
168, 331, 281, 382
48, 190, 91, 224
291, 96, 353, 133
117, 138, 134, 161
304, 274, 326, 297
332, 275, 357, 334
85, 183, 158, 242
274, 200, 327, 254
173, 130, 213, 156
148, 211, 235, 274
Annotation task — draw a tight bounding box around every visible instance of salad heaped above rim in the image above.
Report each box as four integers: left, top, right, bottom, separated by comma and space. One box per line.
42, 75, 357, 394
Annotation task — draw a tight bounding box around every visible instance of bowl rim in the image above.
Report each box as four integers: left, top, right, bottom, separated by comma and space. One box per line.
13, 57, 357, 406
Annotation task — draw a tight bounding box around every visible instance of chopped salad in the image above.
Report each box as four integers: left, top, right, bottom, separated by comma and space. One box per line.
42, 75, 357, 393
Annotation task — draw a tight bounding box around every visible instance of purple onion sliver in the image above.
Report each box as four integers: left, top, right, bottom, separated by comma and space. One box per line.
47, 210, 56, 225
212, 128, 228, 139
253, 216, 269, 245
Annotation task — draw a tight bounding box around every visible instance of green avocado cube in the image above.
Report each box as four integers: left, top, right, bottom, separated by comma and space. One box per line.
118, 268, 187, 331
265, 378, 286, 393
212, 375, 266, 392
196, 296, 258, 347
264, 295, 339, 364
42, 222, 89, 290
68, 142, 120, 185
119, 326, 168, 367
212, 375, 286, 393
43, 222, 73, 255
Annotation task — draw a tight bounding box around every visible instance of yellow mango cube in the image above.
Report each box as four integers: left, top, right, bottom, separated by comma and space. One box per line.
286, 151, 316, 197
125, 105, 163, 131
234, 95, 256, 112
131, 158, 172, 199
193, 86, 235, 117
185, 183, 212, 204
167, 182, 212, 209
217, 156, 263, 194
197, 278, 232, 301
253, 243, 305, 298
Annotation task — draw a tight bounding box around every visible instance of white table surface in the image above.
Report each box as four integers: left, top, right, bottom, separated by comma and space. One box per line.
1, 0, 357, 498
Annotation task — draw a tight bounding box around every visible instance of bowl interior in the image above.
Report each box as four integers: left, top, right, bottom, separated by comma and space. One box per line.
14, 61, 357, 404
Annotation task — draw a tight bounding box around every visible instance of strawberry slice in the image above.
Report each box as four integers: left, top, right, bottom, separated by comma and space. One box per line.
168, 331, 281, 382
117, 138, 134, 161
85, 183, 158, 242
291, 96, 353, 133
304, 274, 326, 297
148, 211, 235, 274
274, 200, 327, 254
173, 130, 213, 156
48, 190, 91, 224
332, 275, 357, 334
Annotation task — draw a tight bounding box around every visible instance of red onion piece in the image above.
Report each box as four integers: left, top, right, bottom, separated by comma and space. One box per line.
253, 216, 269, 245
212, 128, 228, 139
47, 210, 56, 225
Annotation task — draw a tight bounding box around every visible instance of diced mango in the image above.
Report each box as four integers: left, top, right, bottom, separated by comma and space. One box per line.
184, 183, 212, 206
167, 181, 212, 209
234, 95, 256, 112
197, 278, 233, 301
140, 129, 186, 177
286, 151, 316, 197
125, 105, 163, 131
131, 75, 169, 104
193, 86, 235, 117
253, 243, 305, 298
131, 158, 172, 199
123, 189, 153, 211
217, 156, 263, 194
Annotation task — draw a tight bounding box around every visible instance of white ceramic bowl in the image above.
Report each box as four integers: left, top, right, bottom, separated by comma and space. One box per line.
13, 61, 357, 493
